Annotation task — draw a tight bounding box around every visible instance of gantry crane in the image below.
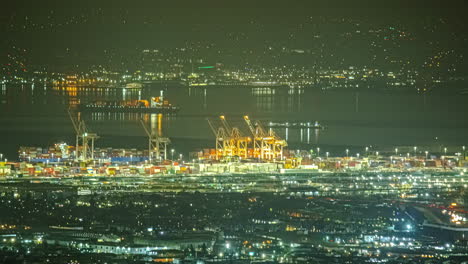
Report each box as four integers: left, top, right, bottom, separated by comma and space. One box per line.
68, 109, 99, 162
208, 115, 287, 161
243, 116, 287, 161
257, 120, 287, 160
140, 116, 170, 162
219, 116, 250, 159
244, 115, 263, 158
207, 118, 228, 160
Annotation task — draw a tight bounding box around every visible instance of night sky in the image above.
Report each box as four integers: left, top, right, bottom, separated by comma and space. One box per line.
1, 0, 467, 71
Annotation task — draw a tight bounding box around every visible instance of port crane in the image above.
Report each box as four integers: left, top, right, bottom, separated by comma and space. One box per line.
140, 115, 170, 161
219, 116, 250, 159
243, 116, 287, 161
68, 109, 99, 162
207, 118, 228, 160
207, 115, 287, 161
207, 116, 251, 160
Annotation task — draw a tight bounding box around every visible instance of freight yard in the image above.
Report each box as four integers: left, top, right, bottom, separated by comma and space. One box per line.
1, 151, 468, 263
1, 110, 467, 178
1, 113, 468, 263
2, 115, 468, 264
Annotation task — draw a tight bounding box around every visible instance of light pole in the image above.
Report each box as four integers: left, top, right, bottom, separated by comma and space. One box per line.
365, 146, 369, 156
356, 153, 360, 159
376, 151, 379, 157
346, 149, 349, 158
444, 147, 447, 156
171, 149, 175, 160
395, 148, 398, 156
0, 153, 3, 161
326, 152, 329, 159
463, 146, 466, 160
317, 147, 320, 158
413, 146, 417, 157
425, 151, 428, 159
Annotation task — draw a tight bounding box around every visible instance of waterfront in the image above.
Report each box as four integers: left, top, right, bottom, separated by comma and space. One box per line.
1, 84, 468, 160
2, 2, 468, 262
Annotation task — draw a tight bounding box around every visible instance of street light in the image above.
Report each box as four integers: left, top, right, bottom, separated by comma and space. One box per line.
317, 147, 320, 157
395, 148, 398, 155
444, 147, 447, 156
171, 149, 175, 160
356, 153, 360, 159
346, 149, 349, 158
425, 151, 429, 159
413, 146, 417, 156
326, 152, 329, 159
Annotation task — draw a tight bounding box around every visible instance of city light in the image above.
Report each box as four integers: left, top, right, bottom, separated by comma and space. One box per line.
0, 4, 467, 263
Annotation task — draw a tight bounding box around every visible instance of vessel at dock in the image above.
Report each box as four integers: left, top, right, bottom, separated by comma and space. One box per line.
267, 121, 323, 129
78, 91, 180, 113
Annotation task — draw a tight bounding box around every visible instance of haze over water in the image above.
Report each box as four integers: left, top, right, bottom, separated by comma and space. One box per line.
1, 84, 467, 159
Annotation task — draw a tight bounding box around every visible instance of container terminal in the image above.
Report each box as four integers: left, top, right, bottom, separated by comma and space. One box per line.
1, 115, 468, 264
1, 109, 467, 178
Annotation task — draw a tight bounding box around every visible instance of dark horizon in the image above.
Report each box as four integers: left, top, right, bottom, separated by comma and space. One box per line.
1, 2, 468, 264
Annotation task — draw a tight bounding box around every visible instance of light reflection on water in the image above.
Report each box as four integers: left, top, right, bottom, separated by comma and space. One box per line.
0, 84, 468, 155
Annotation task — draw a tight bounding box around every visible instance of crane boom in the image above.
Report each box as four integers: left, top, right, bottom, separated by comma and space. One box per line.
219, 115, 232, 132
206, 118, 218, 136
68, 108, 79, 133
243, 115, 256, 136
139, 119, 152, 137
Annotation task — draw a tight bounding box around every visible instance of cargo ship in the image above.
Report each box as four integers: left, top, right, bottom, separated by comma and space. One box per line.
267, 121, 324, 129
78, 91, 180, 113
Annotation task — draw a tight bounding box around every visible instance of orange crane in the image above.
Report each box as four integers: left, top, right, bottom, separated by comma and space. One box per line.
207, 118, 229, 160
243, 116, 287, 161
243, 115, 263, 158
258, 120, 287, 160
219, 116, 250, 159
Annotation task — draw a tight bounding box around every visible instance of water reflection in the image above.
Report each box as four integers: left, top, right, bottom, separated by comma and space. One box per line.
1, 84, 309, 117
275, 127, 321, 145
250, 87, 305, 113
2, 83, 468, 150
355, 91, 359, 113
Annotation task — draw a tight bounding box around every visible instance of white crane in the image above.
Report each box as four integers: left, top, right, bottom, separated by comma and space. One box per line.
68, 109, 99, 162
